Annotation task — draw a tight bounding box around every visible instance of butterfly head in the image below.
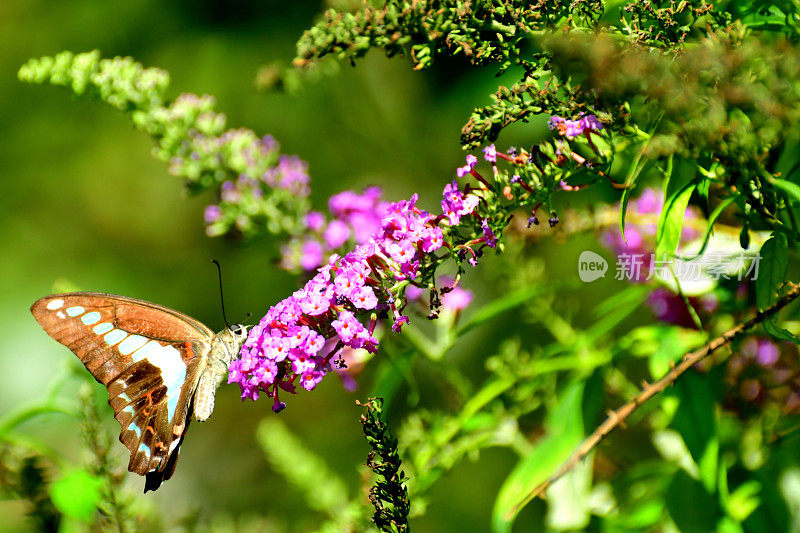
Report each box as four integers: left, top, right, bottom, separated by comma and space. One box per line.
228, 323, 249, 343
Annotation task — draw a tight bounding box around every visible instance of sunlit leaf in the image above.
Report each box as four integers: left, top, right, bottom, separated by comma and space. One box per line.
756, 233, 788, 311
49, 470, 102, 522
772, 178, 800, 205
492, 382, 584, 532
656, 180, 697, 259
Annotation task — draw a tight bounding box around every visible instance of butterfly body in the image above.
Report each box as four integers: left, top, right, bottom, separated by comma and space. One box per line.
30, 292, 248, 492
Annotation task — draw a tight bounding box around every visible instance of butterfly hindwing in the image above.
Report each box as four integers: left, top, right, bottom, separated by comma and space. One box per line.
31, 292, 214, 490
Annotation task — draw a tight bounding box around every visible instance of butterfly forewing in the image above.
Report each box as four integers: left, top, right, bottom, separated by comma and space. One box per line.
31, 292, 215, 490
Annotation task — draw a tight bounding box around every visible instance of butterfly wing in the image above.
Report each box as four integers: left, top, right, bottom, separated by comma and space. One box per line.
31, 292, 215, 490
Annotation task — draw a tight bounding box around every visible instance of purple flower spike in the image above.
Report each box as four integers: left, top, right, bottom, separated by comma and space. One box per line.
232, 144, 515, 410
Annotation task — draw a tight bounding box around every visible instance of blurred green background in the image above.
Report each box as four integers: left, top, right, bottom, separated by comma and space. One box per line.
0, 1, 553, 531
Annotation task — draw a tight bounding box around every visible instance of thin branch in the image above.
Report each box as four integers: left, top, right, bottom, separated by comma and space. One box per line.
507, 281, 800, 518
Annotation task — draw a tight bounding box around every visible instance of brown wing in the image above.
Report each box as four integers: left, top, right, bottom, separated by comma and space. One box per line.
31, 292, 214, 490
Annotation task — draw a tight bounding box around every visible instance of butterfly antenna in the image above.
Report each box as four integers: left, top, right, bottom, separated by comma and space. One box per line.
211, 259, 232, 329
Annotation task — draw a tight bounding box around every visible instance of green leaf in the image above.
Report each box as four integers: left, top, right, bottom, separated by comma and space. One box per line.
763, 319, 800, 344
680, 196, 737, 260
656, 180, 697, 259
665, 471, 720, 533
772, 178, 800, 205
726, 480, 761, 522
620, 185, 633, 242
755, 234, 797, 342
648, 326, 704, 380
670, 372, 718, 492
49, 470, 102, 522
697, 177, 711, 212
492, 382, 584, 532
755, 233, 788, 311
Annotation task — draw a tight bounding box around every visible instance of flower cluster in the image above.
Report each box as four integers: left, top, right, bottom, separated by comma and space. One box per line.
17, 51, 311, 239
231, 135, 608, 408
548, 114, 604, 139
229, 192, 449, 410
280, 186, 389, 272
204, 135, 311, 237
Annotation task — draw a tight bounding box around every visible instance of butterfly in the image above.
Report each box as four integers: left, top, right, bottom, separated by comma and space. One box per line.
30, 292, 249, 492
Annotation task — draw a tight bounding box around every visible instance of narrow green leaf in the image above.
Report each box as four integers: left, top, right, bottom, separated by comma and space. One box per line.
586, 286, 651, 343
679, 196, 737, 260
620, 185, 632, 242
755, 233, 788, 311
492, 382, 584, 532
763, 319, 800, 344
726, 480, 761, 522
772, 178, 800, 204
697, 177, 711, 212
49, 470, 102, 522
671, 372, 718, 492
656, 181, 697, 259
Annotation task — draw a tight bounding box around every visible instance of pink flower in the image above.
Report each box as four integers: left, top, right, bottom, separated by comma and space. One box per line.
421, 226, 444, 252
324, 219, 351, 248
351, 286, 378, 310
442, 286, 473, 311
304, 211, 326, 231
299, 240, 324, 271
483, 144, 497, 162
298, 290, 330, 316
331, 310, 362, 342
456, 154, 478, 177
386, 239, 416, 264
300, 371, 324, 391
